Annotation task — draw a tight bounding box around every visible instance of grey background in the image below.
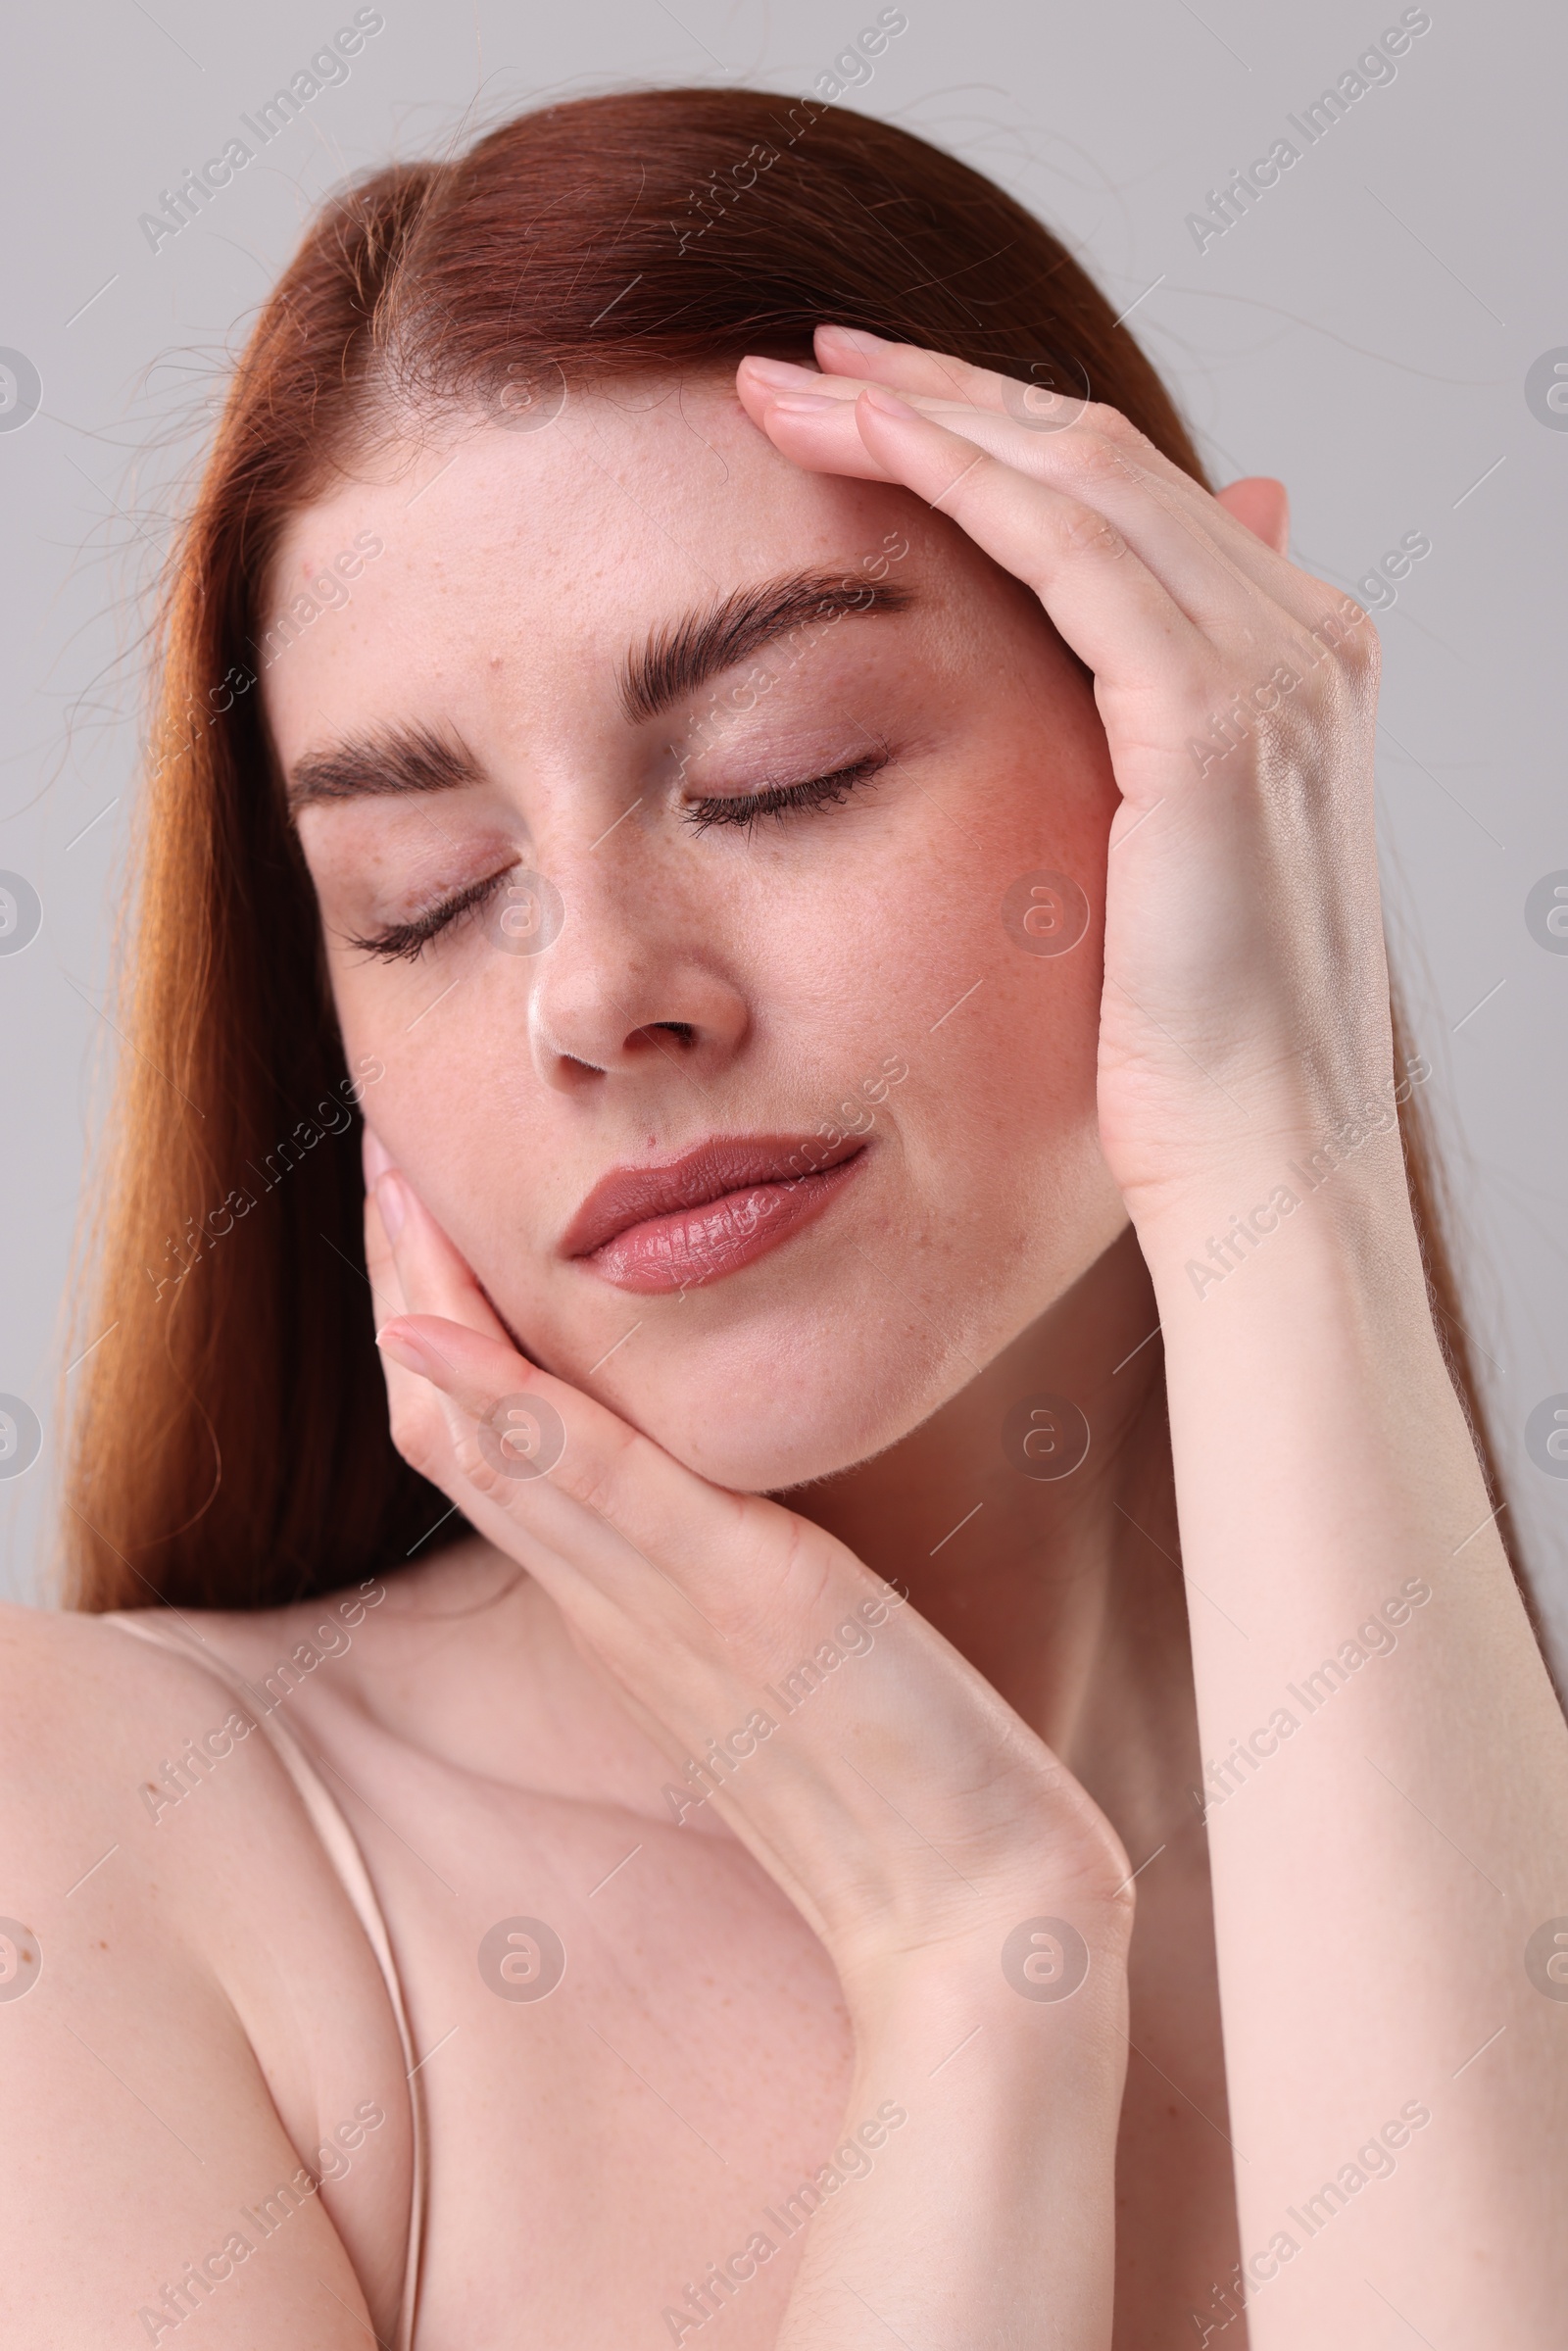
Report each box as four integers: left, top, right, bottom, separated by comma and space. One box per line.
2, 0, 1564, 1659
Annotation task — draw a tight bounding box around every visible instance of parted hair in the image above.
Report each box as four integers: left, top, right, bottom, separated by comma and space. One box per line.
60, 87, 1523, 1621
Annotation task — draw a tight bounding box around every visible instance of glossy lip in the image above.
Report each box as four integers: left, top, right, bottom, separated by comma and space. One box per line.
562, 1133, 869, 1294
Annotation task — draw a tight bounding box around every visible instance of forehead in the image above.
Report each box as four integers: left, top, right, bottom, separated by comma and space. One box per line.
261, 378, 921, 746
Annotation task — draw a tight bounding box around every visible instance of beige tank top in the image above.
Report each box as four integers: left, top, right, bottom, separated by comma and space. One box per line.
105, 1610, 426, 2349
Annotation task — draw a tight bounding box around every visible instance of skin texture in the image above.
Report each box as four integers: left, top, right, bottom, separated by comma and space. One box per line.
272, 372, 1132, 1490
2, 327, 1565, 2349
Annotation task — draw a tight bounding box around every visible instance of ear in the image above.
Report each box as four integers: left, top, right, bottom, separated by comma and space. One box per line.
1215, 475, 1290, 556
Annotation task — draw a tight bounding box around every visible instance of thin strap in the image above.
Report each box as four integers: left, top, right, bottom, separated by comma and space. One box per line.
104, 1611, 426, 2349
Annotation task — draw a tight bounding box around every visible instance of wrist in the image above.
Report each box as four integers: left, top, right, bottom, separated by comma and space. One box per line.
835, 1891, 1132, 2069
1130, 1115, 1425, 1313
1114, 1041, 1433, 1254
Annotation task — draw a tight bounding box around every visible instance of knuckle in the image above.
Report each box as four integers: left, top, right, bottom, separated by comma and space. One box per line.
387, 1392, 444, 1476
458, 1444, 512, 1504
1055, 432, 1129, 495
1344, 613, 1382, 677
1293, 595, 1381, 690
557, 1419, 640, 1522
934, 445, 997, 517
1055, 497, 1128, 561
1078, 399, 1138, 445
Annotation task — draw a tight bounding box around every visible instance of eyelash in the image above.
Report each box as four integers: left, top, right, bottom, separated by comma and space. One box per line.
681, 753, 888, 835
345, 757, 889, 962
345, 871, 507, 964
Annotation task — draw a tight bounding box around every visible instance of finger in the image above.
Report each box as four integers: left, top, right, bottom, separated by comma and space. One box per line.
793, 384, 1211, 687
742, 349, 982, 418
1216, 475, 1291, 556
745, 369, 1329, 646
813, 322, 1020, 412
362, 1120, 393, 1192
812, 326, 1220, 520
363, 1178, 408, 1328
365, 1172, 757, 1625
364, 1173, 474, 1525
375, 1308, 832, 1638
370, 1302, 635, 1627
734, 357, 897, 481
373, 1169, 513, 1347
808, 330, 1320, 612
368, 1163, 512, 1524
378, 1309, 727, 1554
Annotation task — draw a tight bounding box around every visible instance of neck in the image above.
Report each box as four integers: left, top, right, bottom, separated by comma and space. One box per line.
784, 1224, 1199, 1821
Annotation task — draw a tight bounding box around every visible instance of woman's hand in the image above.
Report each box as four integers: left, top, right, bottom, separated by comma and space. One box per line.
735, 327, 1391, 1228
729, 333, 1568, 2349
364, 1135, 1130, 1992
365, 1138, 1133, 2344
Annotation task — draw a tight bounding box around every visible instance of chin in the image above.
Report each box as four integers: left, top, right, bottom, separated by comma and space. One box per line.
545, 1281, 998, 1495
484, 1150, 1126, 1494
608, 1371, 920, 1494
657, 1401, 902, 1495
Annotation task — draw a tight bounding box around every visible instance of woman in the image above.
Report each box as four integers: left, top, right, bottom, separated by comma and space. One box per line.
7, 86, 1565, 2349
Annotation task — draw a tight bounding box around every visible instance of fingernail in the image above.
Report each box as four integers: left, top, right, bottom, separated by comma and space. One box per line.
769, 392, 843, 414
742, 355, 824, 387
859, 384, 918, 419
375, 1169, 408, 1243
375, 1321, 430, 1377
817, 322, 886, 352
362, 1126, 393, 1188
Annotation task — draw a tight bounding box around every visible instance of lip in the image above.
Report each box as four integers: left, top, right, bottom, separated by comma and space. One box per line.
563, 1133, 869, 1294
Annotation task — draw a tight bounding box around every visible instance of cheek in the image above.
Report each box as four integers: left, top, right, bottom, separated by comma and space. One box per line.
334, 968, 514, 1159
846, 731, 1117, 1299
727, 775, 1113, 1351
797, 740, 1109, 1132
892, 942, 1108, 1291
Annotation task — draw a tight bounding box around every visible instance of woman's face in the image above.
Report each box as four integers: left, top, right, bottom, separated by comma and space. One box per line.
265, 372, 1127, 1491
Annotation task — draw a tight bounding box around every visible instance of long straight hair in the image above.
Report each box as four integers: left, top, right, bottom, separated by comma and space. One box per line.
60, 87, 1527, 1620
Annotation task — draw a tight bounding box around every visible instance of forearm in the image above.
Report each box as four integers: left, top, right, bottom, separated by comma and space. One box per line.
1140, 1130, 1568, 2344
774, 1942, 1127, 2350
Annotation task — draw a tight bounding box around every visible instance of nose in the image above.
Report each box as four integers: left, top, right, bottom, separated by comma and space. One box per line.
522, 863, 750, 1093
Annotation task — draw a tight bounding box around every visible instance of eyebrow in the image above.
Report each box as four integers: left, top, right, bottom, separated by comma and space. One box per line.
287, 721, 481, 813
285, 567, 916, 809
619, 567, 916, 727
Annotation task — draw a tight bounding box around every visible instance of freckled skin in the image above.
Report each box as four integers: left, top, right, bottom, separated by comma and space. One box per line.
238, 372, 1239, 2343
14, 334, 1555, 2351
268, 375, 1129, 1493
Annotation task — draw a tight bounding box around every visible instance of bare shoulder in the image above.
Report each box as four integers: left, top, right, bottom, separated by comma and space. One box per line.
0, 1595, 222, 1747
0, 1600, 411, 2346
0, 1599, 249, 1842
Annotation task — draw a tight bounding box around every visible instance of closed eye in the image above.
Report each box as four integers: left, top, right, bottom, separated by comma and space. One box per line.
341, 750, 891, 960
681, 752, 889, 835
342, 869, 508, 963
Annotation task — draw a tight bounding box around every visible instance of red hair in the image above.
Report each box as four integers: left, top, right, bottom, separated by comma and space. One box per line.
60, 88, 1523, 1619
